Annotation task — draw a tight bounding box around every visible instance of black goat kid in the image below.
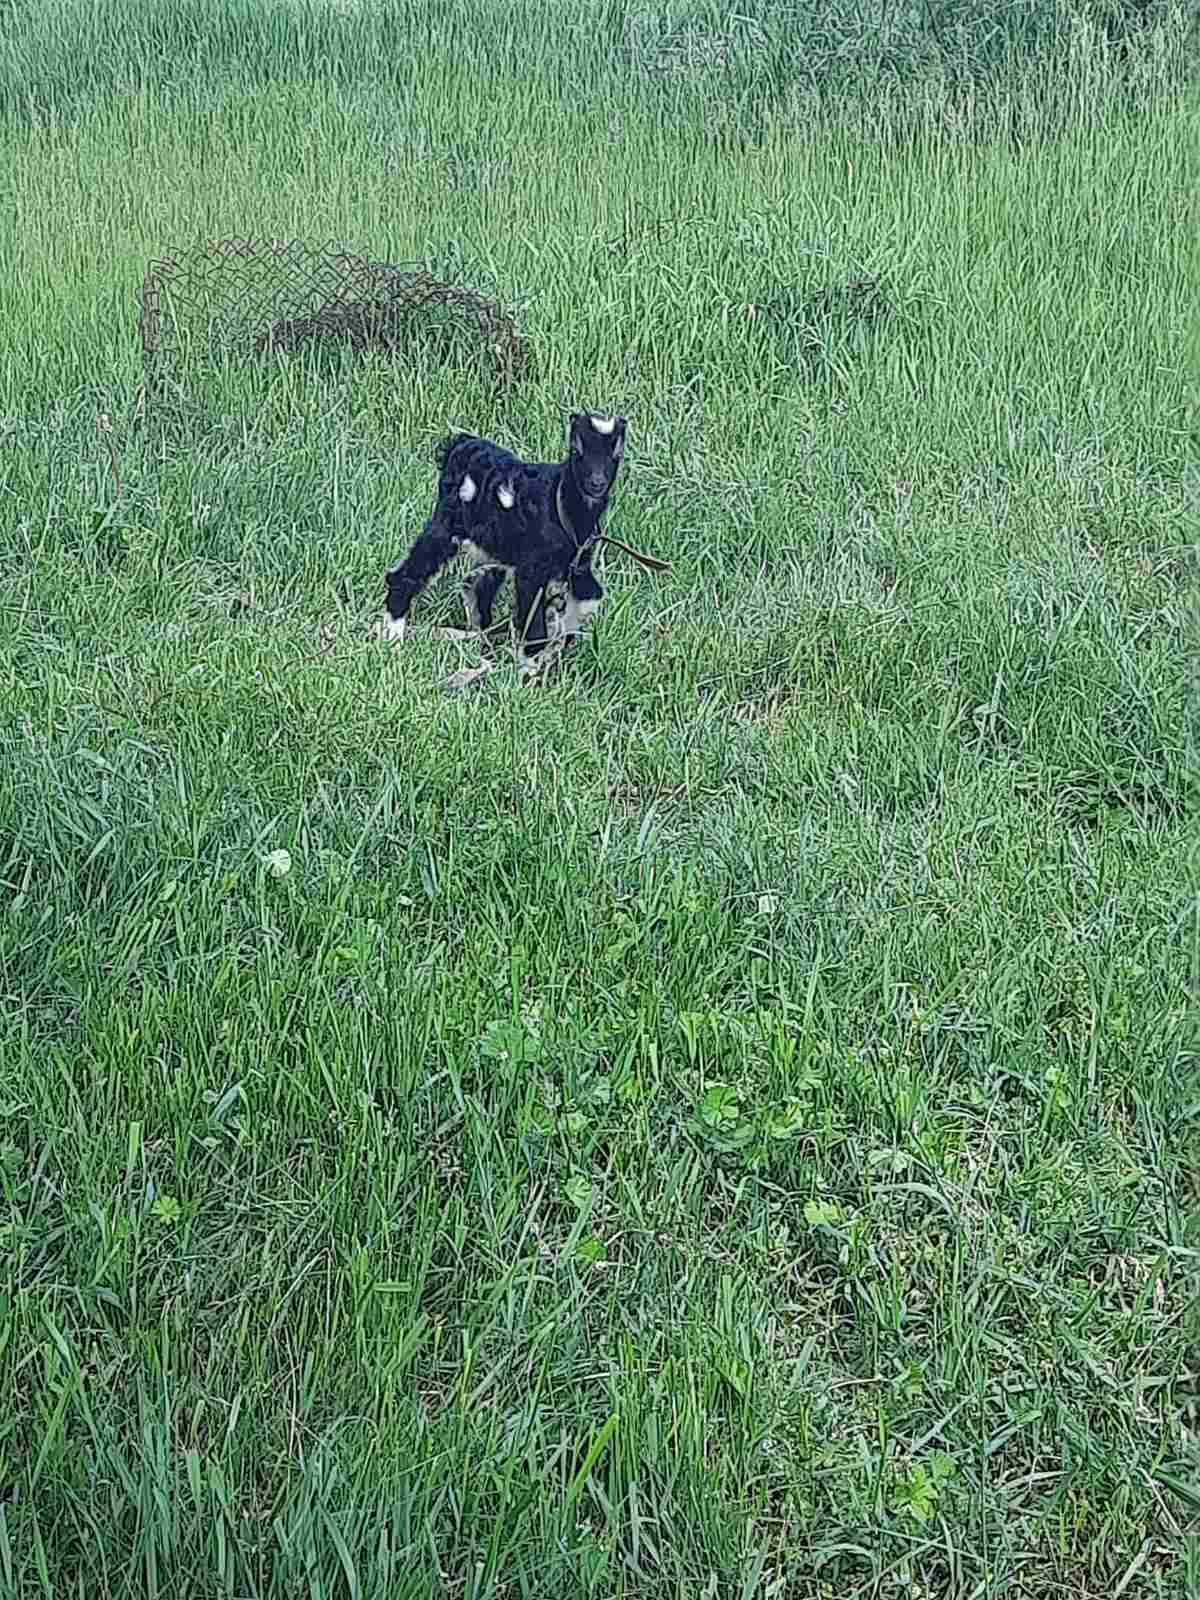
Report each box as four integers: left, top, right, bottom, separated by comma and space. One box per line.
382, 412, 627, 674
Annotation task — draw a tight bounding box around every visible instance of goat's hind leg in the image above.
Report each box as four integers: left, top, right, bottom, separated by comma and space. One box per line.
430, 561, 504, 644
381, 518, 459, 642
462, 564, 508, 648
439, 564, 508, 693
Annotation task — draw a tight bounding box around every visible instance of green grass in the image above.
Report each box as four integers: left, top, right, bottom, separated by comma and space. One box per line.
1, 1, 1199, 1595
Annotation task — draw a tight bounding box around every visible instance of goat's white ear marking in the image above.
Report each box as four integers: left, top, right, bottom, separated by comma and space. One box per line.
589, 413, 616, 435
612, 434, 624, 459
458, 473, 478, 503
497, 480, 516, 510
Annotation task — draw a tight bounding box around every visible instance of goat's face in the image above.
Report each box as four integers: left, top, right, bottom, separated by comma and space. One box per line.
569, 412, 627, 504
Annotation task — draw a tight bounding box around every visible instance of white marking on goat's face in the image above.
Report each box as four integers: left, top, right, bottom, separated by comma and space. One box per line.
496, 480, 515, 510
589, 413, 616, 435
458, 473, 478, 503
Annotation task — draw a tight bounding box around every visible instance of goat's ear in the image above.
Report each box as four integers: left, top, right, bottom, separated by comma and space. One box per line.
569, 413, 585, 454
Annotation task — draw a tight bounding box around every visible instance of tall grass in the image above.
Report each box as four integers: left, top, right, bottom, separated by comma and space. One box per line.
0, 1, 1197, 1596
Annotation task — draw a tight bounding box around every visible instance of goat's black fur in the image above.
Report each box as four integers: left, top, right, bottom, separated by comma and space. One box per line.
383, 412, 627, 667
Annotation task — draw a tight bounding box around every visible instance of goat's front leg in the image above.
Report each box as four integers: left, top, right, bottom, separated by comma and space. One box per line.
516, 573, 572, 680
564, 563, 604, 642
380, 518, 459, 642
513, 565, 549, 667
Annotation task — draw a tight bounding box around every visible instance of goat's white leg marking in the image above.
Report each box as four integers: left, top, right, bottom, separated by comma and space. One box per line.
558, 594, 601, 638
458, 473, 478, 503
377, 616, 406, 643
496, 480, 515, 510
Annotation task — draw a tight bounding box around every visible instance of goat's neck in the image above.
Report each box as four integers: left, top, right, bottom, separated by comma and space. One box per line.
557, 464, 605, 546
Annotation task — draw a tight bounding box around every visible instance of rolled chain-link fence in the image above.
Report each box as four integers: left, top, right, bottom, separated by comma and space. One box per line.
138, 237, 532, 414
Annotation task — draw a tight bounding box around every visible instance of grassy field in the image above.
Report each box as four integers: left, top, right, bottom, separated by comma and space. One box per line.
0, 1, 1198, 1595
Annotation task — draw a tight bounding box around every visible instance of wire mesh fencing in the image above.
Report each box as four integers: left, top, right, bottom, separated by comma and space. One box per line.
138, 237, 532, 420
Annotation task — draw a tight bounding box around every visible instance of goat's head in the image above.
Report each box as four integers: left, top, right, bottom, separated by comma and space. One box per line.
569, 411, 627, 505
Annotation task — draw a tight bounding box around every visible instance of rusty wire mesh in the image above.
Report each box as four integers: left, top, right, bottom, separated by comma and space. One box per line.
138, 237, 532, 410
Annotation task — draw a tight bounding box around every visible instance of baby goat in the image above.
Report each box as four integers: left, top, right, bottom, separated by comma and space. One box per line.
382, 411, 628, 675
